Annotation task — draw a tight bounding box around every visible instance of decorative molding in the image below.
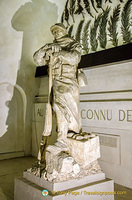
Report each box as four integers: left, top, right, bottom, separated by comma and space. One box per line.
80, 89, 132, 95
80, 99, 132, 102
0, 151, 24, 161
35, 95, 48, 103
15, 84, 27, 130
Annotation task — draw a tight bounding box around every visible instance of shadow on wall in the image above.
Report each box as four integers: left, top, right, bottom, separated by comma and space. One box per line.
11, 0, 58, 66
0, 0, 58, 155
0, 187, 7, 200
0, 83, 26, 154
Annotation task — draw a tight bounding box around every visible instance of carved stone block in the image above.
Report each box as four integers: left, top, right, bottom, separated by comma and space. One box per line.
67, 136, 100, 167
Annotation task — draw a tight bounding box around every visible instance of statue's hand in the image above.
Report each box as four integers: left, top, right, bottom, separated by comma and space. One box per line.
42, 43, 61, 53
51, 44, 62, 53
42, 43, 52, 50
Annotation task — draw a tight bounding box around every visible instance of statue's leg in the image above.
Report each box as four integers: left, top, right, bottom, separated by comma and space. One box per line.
54, 105, 68, 144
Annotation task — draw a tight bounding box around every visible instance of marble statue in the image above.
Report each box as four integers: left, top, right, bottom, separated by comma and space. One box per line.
30, 23, 101, 181
34, 23, 83, 140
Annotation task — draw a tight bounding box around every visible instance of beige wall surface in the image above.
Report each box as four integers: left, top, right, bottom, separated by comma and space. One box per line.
80, 60, 132, 188
0, 0, 59, 156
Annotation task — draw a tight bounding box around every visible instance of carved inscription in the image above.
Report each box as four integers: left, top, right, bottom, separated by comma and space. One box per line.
119, 110, 132, 122
81, 109, 132, 122
37, 108, 44, 117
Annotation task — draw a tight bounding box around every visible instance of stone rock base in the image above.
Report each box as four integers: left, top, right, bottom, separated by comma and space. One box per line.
26, 136, 101, 182
67, 134, 100, 167
42, 135, 101, 182
14, 172, 114, 200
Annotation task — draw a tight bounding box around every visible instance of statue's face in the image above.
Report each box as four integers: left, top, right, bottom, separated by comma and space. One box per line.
52, 28, 66, 40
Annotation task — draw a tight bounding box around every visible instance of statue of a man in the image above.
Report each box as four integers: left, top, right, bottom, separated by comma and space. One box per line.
31, 24, 100, 179
34, 23, 82, 144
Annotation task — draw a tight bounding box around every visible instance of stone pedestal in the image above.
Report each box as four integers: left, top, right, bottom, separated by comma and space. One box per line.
14, 172, 114, 200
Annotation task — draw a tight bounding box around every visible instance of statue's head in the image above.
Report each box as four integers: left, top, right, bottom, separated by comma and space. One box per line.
50, 23, 68, 39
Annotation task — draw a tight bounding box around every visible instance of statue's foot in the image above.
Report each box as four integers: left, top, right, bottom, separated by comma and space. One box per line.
67, 132, 96, 140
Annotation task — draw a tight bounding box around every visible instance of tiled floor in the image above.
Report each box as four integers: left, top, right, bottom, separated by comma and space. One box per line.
0, 157, 131, 200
